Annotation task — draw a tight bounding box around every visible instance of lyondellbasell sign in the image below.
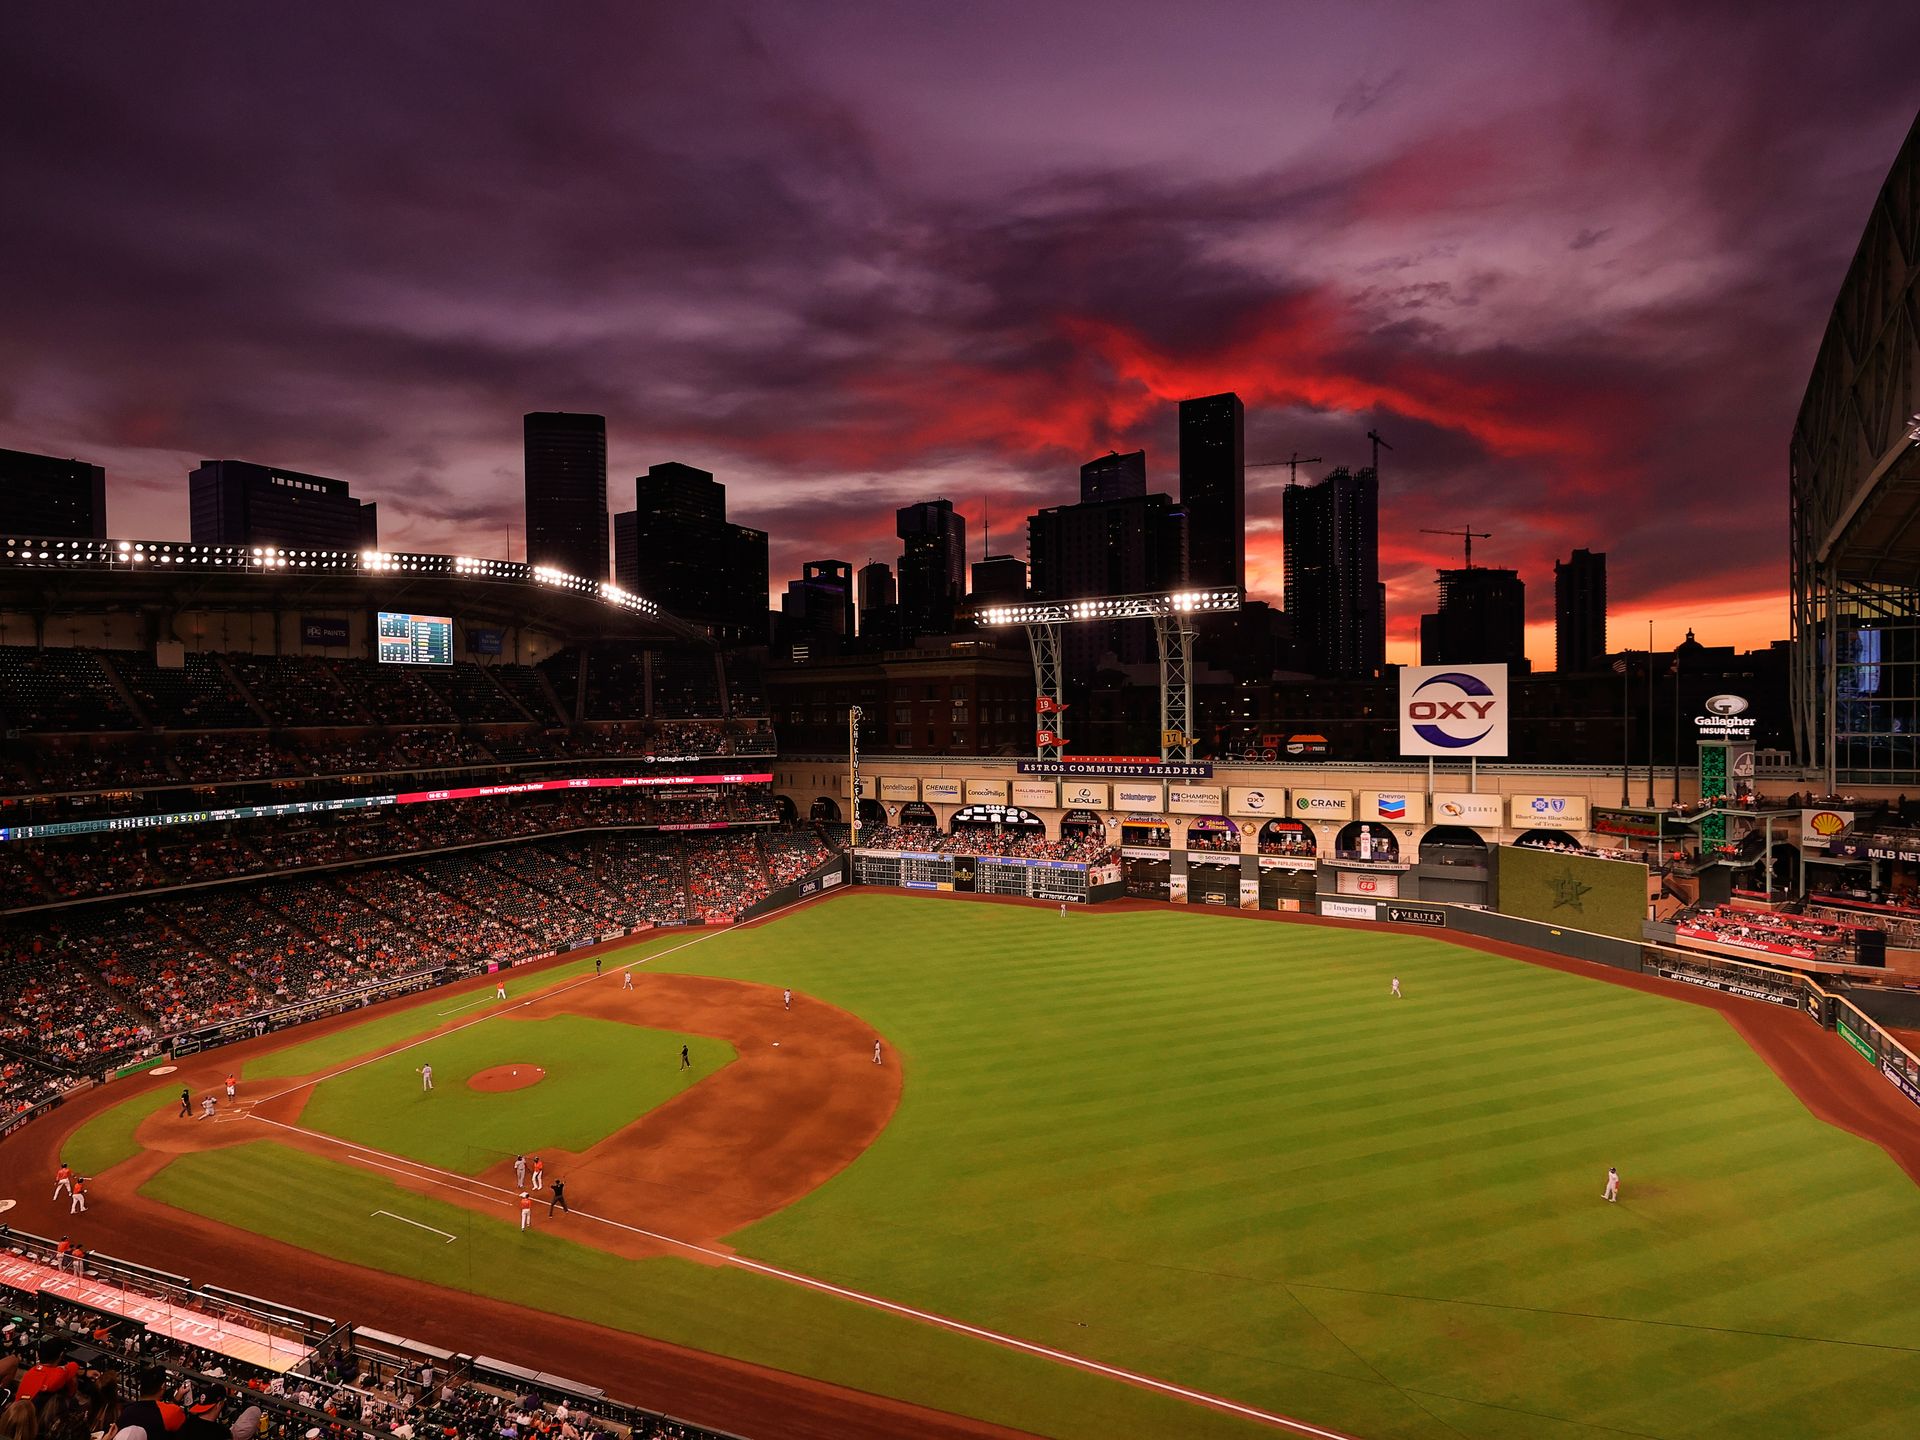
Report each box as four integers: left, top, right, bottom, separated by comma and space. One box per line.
1694, 693, 1758, 739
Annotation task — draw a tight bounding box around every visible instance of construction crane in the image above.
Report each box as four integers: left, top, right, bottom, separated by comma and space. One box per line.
1246, 452, 1323, 485
1366, 427, 1393, 472
1421, 524, 1492, 569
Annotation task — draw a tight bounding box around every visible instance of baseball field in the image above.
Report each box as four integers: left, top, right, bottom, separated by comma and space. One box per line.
27, 892, 1920, 1440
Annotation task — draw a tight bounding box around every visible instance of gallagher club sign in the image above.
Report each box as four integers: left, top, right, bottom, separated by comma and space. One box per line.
1398, 664, 1510, 758
1694, 693, 1758, 740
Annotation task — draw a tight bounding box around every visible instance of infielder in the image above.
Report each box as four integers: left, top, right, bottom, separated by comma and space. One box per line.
421, 1063, 434, 1091
518, 1192, 532, 1232
224, 1073, 237, 1100
783, 988, 791, 1011
530, 1156, 544, 1192
1604, 1167, 1620, 1203
495, 978, 507, 1001
594, 956, 602, 977
53, 1162, 72, 1200
873, 1040, 883, 1066
69, 1177, 87, 1214
622, 969, 634, 991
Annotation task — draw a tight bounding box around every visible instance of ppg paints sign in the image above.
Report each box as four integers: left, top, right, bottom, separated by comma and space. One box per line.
1398, 664, 1510, 758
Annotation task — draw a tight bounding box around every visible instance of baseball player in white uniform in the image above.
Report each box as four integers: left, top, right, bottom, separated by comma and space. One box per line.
1603, 1167, 1620, 1202
421, 1063, 434, 1091
514, 1154, 527, 1188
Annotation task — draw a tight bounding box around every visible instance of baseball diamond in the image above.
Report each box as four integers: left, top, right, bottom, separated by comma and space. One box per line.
9, 891, 1920, 1440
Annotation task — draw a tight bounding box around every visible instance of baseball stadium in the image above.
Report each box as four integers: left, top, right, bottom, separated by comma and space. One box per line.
6, 123, 1920, 1440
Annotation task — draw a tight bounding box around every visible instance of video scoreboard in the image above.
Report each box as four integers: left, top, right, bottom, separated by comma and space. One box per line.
376, 610, 453, 665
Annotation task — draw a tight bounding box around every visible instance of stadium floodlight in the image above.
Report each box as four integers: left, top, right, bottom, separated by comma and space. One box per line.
976, 587, 1241, 627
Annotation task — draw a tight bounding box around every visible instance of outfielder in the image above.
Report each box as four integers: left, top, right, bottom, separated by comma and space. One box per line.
421, 1063, 434, 1091
1604, 1166, 1620, 1203
1390, 977, 1402, 998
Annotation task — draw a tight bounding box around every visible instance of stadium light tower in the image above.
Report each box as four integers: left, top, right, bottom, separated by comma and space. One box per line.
977, 588, 1241, 761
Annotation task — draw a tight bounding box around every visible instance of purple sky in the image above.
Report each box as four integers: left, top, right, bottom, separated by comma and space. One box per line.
3, 2, 1916, 663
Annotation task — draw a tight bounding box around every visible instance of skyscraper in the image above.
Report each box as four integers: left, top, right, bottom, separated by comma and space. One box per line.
1554, 548, 1608, 672
188, 461, 376, 550
970, 553, 1028, 603
524, 412, 608, 579
613, 462, 768, 640
779, 559, 854, 656
896, 499, 967, 639
1028, 492, 1186, 674
1420, 567, 1527, 669
1282, 467, 1383, 679
0, 447, 107, 538
1178, 392, 1245, 589
1079, 449, 1147, 503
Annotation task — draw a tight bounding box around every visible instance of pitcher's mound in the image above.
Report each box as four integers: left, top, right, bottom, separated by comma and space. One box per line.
469, 1065, 546, 1092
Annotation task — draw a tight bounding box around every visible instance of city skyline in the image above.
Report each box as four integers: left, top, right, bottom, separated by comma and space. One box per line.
3, 4, 1918, 666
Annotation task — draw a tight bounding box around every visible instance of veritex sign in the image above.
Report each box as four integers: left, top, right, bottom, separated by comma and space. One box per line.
1384, 904, 1446, 928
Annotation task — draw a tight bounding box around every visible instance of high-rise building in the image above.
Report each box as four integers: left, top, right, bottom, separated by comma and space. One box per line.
1029, 492, 1187, 674
970, 554, 1028, 603
857, 560, 895, 618
778, 559, 855, 657
1079, 450, 1147, 504
1420, 567, 1527, 670
1282, 466, 1382, 679
1554, 548, 1608, 672
896, 499, 967, 639
612, 462, 768, 641
188, 461, 377, 550
1178, 392, 1245, 589
0, 447, 107, 538
524, 412, 608, 579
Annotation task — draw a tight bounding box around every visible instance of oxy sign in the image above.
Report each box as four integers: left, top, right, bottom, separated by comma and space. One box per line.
1399, 663, 1509, 757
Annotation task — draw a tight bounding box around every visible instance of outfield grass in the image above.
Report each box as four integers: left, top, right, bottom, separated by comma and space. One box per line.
130, 897, 1920, 1439
297, 1015, 731, 1172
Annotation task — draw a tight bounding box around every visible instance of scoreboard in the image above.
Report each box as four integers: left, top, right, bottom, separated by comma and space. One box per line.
376, 610, 453, 665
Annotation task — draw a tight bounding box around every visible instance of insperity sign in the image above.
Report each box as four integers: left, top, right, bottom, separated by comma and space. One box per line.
1398, 664, 1510, 758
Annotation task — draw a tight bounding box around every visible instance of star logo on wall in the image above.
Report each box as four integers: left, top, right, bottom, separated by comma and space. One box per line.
1549, 868, 1592, 912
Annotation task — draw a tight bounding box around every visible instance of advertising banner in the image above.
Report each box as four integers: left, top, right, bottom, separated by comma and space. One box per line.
1509, 794, 1589, 831
1228, 786, 1283, 817
1240, 879, 1260, 908
1114, 782, 1164, 811
1431, 793, 1503, 827
1059, 781, 1109, 810
1167, 785, 1224, 815
1321, 899, 1377, 920
965, 779, 1010, 804
1800, 808, 1854, 846
1385, 903, 1446, 927
1017, 759, 1211, 779
1337, 870, 1400, 898
1593, 807, 1663, 839
1359, 790, 1425, 825
1694, 693, 1759, 741
1011, 779, 1058, 809
301, 617, 349, 647
1399, 663, 1510, 757
1291, 789, 1352, 823
1169, 871, 1188, 902
878, 776, 920, 801
921, 777, 963, 803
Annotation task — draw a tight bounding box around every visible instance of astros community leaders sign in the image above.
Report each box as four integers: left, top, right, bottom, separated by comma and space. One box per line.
1398, 663, 1510, 758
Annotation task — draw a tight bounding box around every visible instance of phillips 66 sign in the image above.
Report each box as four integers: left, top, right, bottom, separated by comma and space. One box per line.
1398, 663, 1510, 758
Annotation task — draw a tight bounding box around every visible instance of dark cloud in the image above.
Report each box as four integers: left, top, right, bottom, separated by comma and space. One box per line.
0, 0, 1916, 659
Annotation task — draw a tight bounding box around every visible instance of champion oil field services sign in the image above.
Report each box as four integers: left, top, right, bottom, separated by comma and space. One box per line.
1398, 664, 1510, 758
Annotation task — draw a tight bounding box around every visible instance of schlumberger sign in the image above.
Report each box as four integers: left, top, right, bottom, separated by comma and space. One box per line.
1398, 663, 1510, 757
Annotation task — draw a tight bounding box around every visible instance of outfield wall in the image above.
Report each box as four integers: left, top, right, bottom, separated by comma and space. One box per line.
1493, 844, 1650, 942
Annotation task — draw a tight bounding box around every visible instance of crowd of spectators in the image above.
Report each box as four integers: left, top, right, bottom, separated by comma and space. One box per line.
1806, 899, 1920, 947
1674, 904, 1865, 964
1, 825, 835, 1103
855, 823, 1115, 865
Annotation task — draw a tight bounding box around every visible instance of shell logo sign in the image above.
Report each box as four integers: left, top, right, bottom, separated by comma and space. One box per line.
1809, 811, 1846, 836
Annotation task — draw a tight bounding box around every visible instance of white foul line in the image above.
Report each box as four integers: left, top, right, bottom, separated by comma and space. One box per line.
247, 1115, 1356, 1439
371, 1210, 458, 1243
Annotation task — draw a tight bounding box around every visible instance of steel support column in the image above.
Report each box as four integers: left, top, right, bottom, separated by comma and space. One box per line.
1154, 614, 1197, 761
1026, 621, 1065, 760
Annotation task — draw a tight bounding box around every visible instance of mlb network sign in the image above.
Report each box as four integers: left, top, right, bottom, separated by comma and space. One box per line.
1399, 664, 1510, 758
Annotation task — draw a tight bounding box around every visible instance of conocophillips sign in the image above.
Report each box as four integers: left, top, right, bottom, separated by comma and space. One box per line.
1694, 693, 1757, 739
1398, 664, 1509, 757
